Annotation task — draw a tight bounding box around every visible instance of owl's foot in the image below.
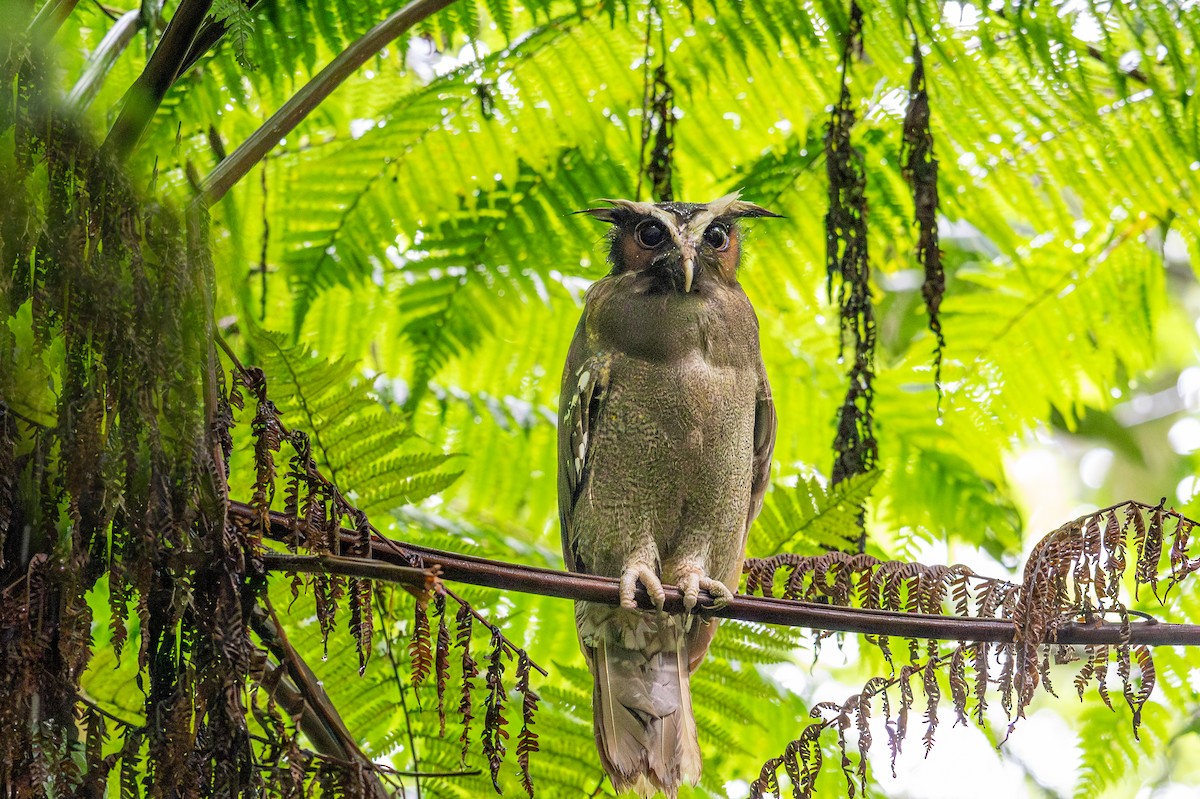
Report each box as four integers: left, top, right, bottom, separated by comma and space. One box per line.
619, 563, 666, 611
676, 568, 735, 612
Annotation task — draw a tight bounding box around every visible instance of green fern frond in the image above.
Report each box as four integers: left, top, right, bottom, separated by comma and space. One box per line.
751, 471, 882, 557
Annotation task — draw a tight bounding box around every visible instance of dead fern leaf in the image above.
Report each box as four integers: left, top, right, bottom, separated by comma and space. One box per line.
434, 591, 451, 737
456, 603, 478, 768
409, 593, 433, 691
481, 627, 509, 791
515, 650, 540, 798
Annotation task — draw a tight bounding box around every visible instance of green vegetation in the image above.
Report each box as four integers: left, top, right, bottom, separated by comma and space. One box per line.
2, 0, 1200, 796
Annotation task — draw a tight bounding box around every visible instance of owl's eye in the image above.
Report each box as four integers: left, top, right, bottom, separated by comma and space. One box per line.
703, 224, 729, 250
634, 220, 668, 249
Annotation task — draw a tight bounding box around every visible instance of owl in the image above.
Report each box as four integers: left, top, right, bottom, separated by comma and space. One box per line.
558, 193, 778, 796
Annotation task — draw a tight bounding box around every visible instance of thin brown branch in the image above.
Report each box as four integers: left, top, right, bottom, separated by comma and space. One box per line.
215, 331, 251, 377
0, 399, 47, 430
247, 730, 480, 779
258, 551, 439, 589
228, 501, 1200, 649
253, 657, 350, 758
289, 752, 476, 780
197, 0, 459, 206
389, 768, 481, 778
88, 0, 121, 22
250, 602, 390, 799
1084, 42, 1150, 85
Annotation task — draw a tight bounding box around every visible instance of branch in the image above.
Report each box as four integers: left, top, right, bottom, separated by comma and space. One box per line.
197, 0, 458, 206
248, 727, 481, 779
253, 656, 349, 759
1083, 41, 1150, 86
66, 8, 142, 114
77, 694, 144, 731
228, 501, 1200, 648
28, 0, 81, 41
249, 602, 391, 799
250, 655, 481, 782
103, 0, 214, 159
181, 550, 440, 588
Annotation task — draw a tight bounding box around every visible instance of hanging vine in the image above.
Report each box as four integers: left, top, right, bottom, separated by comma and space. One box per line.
901, 31, 946, 405
826, 0, 876, 551
636, 1, 676, 202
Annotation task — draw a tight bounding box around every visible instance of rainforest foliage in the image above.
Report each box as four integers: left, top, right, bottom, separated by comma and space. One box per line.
2, 0, 1200, 796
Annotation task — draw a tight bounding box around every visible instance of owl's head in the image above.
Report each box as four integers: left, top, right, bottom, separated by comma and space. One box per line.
578, 193, 781, 293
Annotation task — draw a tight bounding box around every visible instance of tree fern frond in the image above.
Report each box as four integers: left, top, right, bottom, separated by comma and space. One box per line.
751, 471, 882, 557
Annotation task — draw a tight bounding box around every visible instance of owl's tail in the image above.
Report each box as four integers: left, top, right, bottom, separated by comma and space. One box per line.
590, 613, 701, 798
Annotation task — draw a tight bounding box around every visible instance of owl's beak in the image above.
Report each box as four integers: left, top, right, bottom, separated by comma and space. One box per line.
680, 240, 698, 293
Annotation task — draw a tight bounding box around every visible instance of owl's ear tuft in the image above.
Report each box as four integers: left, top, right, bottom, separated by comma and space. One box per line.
573, 198, 658, 225
705, 192, 783, 220
573, 206, 625, 224
729, 201, 784, 219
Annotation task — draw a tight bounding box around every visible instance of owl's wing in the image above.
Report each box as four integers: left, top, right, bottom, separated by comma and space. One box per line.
557, 315, 610, 574
746, 354, 777, 536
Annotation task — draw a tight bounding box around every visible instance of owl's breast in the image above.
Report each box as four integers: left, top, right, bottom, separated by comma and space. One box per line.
574, 343, 758, 564
590, 279, 761, 369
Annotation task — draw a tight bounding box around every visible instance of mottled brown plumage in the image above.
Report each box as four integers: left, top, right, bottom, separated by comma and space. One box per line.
558, 194, 778, 797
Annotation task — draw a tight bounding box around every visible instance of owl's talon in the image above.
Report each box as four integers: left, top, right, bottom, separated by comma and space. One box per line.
677, 571, 735, 612
700, 579, 735, 610
619, 564, 665, 611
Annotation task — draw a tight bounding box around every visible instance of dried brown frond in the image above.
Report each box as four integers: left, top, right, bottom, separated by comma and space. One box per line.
854, 684, 877, 796
1168, 515, 1199, 586
0, 406, 14, 564
434, 591, 452, 737
246, 369, 283, 535
410, 592, 434, 691
456, 603, 479, 768
948, 646, 968, 728
348, 510, 374, 676
1011, 499, 1200, 729
515, 650, 540, 797
314, 505, 345, 655
119, 729, 144, 799
921, 660, 940, 755
283, 431, 314, 552
900, 32, 945, 400
752, 500, 1200, 792
826, 0, 876, 553
481, 627, 510, 791
894, 663, 916, 761
1038, 644, 1056, 698
1128, 646, 1155, 735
